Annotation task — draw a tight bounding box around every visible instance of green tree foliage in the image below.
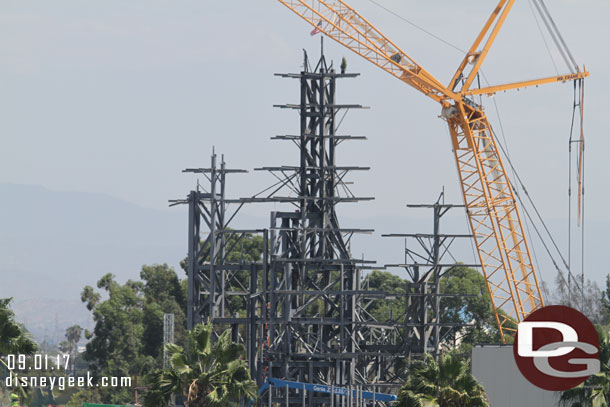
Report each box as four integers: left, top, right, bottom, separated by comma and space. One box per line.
396, 351, 489, 407
440, 266, 513, 344
145, 323, 257, 407
365, 270, 406, 322
559, 325, 610, 407
76, 232, 262, 406
140, 264, 187, 360
179, 232, 264, 270
0, 298, 37, 355
549, 273, 607, 324
180, 232, 264, 317
0, 298, 37, 403
80, 273, 146, 403
365, 266, 509, 346
79, 264, 186, 404
28, 387, 67, 407
66, 388, 102, 407
222, 233, 264, 264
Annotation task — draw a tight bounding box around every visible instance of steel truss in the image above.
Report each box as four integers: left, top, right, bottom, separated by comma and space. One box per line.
384, 191, 479, 359
170, 152, 268, 379
447, 106, 543, 337
248, 49, 410, 405
174, 49, 481, 407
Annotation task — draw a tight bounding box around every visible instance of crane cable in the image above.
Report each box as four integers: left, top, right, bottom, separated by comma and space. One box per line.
531, 0, 579, 73
567, 79, 586, 308
363, 0, 579, 76
526, 0, 559, 75
362, 0, 584, 293
477, 81, 544, 296
362, 0, 466, 54
488, 116, 581, 294
481, 69, 583, 295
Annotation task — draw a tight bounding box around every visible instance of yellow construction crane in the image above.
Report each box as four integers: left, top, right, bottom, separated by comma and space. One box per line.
276, 0, 589, 340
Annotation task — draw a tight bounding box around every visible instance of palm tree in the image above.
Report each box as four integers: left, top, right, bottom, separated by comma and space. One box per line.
59, 325, 82, 374
396, 351, 489, 407
148, 322, 257, 407
559, 325, 610, 407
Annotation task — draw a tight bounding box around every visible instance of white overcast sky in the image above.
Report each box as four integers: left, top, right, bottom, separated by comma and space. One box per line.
2, 1, 608, 284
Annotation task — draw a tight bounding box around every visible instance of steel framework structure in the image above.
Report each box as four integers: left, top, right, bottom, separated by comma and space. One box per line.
175, 50, 483, 406
384, 192, 479, 359
170, 153, 268, 382
263, 50, 371, 387
162, 313, 175, 369
275, 0, 588, 340
250, 50, 412, 405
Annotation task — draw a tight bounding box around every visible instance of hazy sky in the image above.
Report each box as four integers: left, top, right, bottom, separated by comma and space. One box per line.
2, 1, 608, 285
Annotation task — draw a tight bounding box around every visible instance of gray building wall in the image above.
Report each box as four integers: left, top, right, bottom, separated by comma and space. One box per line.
471, 345, 559, 407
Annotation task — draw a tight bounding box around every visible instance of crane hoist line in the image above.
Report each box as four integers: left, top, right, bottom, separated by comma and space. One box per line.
276, 0, 589, 341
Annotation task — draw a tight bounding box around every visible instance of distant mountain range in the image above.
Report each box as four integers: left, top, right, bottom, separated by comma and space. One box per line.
0, 182, 187, 343
1, 182, 607, 343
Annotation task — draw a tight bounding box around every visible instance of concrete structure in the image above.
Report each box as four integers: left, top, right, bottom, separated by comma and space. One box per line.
472, 345, 559, 407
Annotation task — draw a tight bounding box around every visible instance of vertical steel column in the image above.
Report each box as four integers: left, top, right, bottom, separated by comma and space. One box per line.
186, 190, 197, 330
174, 152, 266, 386
384, 192, 480, 359
261, 49, 385, 406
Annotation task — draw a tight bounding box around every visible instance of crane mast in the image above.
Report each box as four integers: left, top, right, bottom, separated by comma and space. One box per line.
277, 0, 588, 339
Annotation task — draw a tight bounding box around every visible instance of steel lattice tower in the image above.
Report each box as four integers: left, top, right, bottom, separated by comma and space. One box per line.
384, 191, 479, 359
177, 49, 469, 406
263, 50, 371, 388
255, 49, 407, 402
171, 152, 268, 381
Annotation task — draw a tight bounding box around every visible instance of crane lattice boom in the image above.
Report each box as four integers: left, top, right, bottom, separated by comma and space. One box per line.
277, 0, 589, 339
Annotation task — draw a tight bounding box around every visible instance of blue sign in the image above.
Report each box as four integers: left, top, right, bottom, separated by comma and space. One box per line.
259, 378, 397, 403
